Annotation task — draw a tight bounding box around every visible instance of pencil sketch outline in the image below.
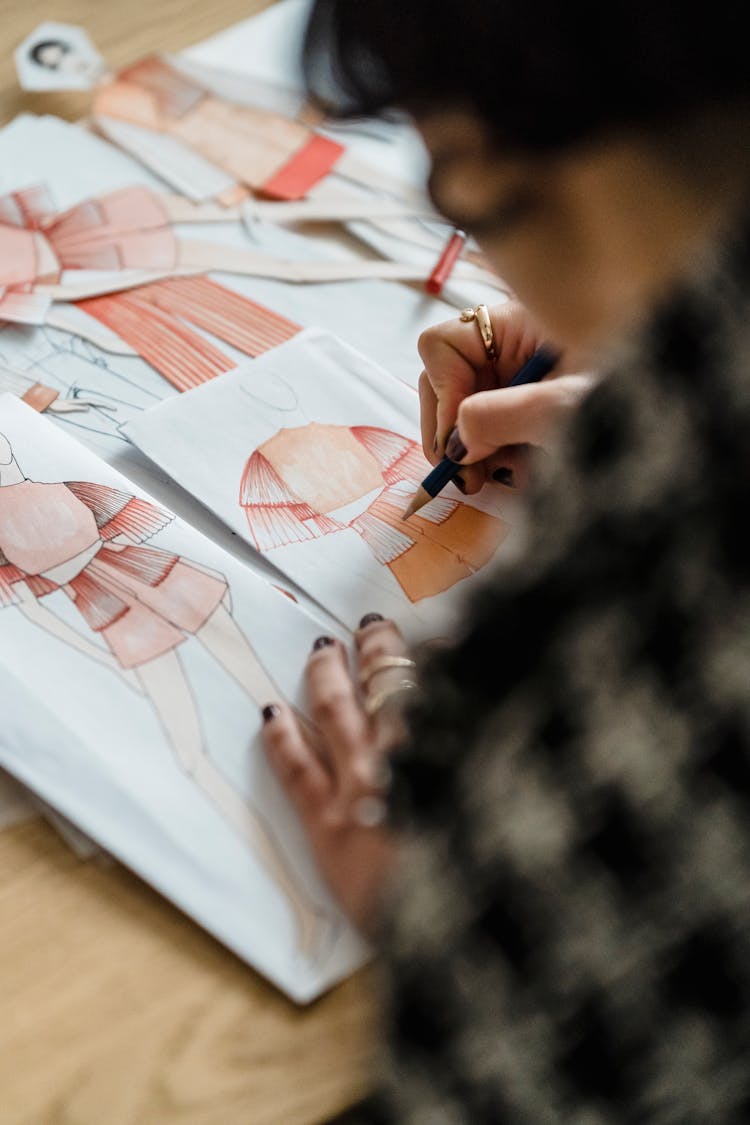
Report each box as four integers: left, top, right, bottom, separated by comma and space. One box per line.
239, 422, 508, 603
0, 431, 334, 961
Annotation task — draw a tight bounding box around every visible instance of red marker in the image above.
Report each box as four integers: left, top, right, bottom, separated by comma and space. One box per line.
425, 228, 467, 295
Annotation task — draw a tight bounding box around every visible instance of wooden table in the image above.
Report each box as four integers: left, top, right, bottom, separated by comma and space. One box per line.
0, 3, 374, 1122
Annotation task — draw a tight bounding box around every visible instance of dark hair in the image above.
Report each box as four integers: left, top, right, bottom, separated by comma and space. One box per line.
30, 39, 70, 69
303, 0, 750, 152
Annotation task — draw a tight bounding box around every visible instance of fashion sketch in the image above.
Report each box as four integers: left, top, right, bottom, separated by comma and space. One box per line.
0, 183, 300, 388
0, 432, 327, 957
93, 55, 344, 203
240, 423, 506, 603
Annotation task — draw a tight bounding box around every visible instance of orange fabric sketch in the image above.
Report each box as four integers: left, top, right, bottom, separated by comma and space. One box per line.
0, 182, 177, 323
0, 183, 178, 283
0, 434, 331, 958
239, 423, 507, 603
0, 477, 223, 663
94, 56, 345, 202
0, 182, 300, 390
78, 277, 300, 392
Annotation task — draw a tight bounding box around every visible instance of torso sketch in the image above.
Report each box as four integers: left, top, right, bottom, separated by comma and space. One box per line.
0, 432, 331, 959
0, 183, 300, 390
240, 423, 507, 602
93, 55, 344, 202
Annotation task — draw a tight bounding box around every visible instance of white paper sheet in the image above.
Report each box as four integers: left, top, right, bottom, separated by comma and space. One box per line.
0, 114, 161, 205
0, 394, 367, 1001
125, 330, 517, 638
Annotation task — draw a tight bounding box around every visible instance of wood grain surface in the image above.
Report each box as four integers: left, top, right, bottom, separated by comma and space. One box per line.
0, 0, 275, 124
0, 3, 376, 1122
0, 819, 375, 1124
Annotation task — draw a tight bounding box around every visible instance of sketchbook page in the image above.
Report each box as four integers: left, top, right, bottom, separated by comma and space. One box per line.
0, 394, 367, 1002
0, 114, 162, 205
205, 219, 456, 390
125, 330, 519, 639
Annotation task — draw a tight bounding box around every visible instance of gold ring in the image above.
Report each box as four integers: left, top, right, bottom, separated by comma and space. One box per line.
359, 655, 417, 687
364, 679, 418, 717
459, 304, 498, 360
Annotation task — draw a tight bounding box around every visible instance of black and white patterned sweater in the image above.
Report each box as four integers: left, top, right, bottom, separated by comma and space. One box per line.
345, 211, 750, 1125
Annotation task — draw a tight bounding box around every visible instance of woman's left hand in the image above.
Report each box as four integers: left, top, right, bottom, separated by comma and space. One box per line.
261, 615, 412, 934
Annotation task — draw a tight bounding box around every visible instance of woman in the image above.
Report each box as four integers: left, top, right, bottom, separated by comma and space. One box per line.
261, 0, 750, 1119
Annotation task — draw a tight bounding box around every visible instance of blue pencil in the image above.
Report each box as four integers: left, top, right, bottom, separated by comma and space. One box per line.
402, 346, 559, 519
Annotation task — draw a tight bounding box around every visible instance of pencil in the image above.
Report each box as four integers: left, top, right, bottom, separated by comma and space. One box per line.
403, 346, 559, 520
425, 229, 467, 296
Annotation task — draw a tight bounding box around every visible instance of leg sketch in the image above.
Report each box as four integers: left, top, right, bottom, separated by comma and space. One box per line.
1, 451, 333, 962
135, 647, 328, 959
195, 600, 281, 701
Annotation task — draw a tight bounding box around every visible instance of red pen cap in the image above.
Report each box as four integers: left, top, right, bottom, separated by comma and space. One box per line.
425, 228, 467, 296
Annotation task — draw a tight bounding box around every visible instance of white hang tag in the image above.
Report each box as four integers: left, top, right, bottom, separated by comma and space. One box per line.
14, 23, 107, 92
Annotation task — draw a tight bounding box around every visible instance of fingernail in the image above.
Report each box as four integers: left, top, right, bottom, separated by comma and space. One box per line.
262, 704, 280, 723
359, 612, 384, 629
445, 427, 467, 463
312, 635, 335, 651
454, 473, 466, 493
492, 467, 515, 487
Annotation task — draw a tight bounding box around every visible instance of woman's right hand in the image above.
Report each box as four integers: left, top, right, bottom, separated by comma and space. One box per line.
417, 301, 596, 493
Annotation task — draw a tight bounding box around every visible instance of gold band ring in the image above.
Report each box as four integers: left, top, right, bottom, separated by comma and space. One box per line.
358, 655, 417, 688
460, 304, 498, 361
364, 679, 418, 717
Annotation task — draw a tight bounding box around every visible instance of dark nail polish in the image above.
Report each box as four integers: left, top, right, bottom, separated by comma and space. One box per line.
445, 428, 467, 463
359, 612, 384, 629
262, 704, 280, 723
313, 635, 335, 651
492, 467, 515, 487
454, 473, 467, 494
